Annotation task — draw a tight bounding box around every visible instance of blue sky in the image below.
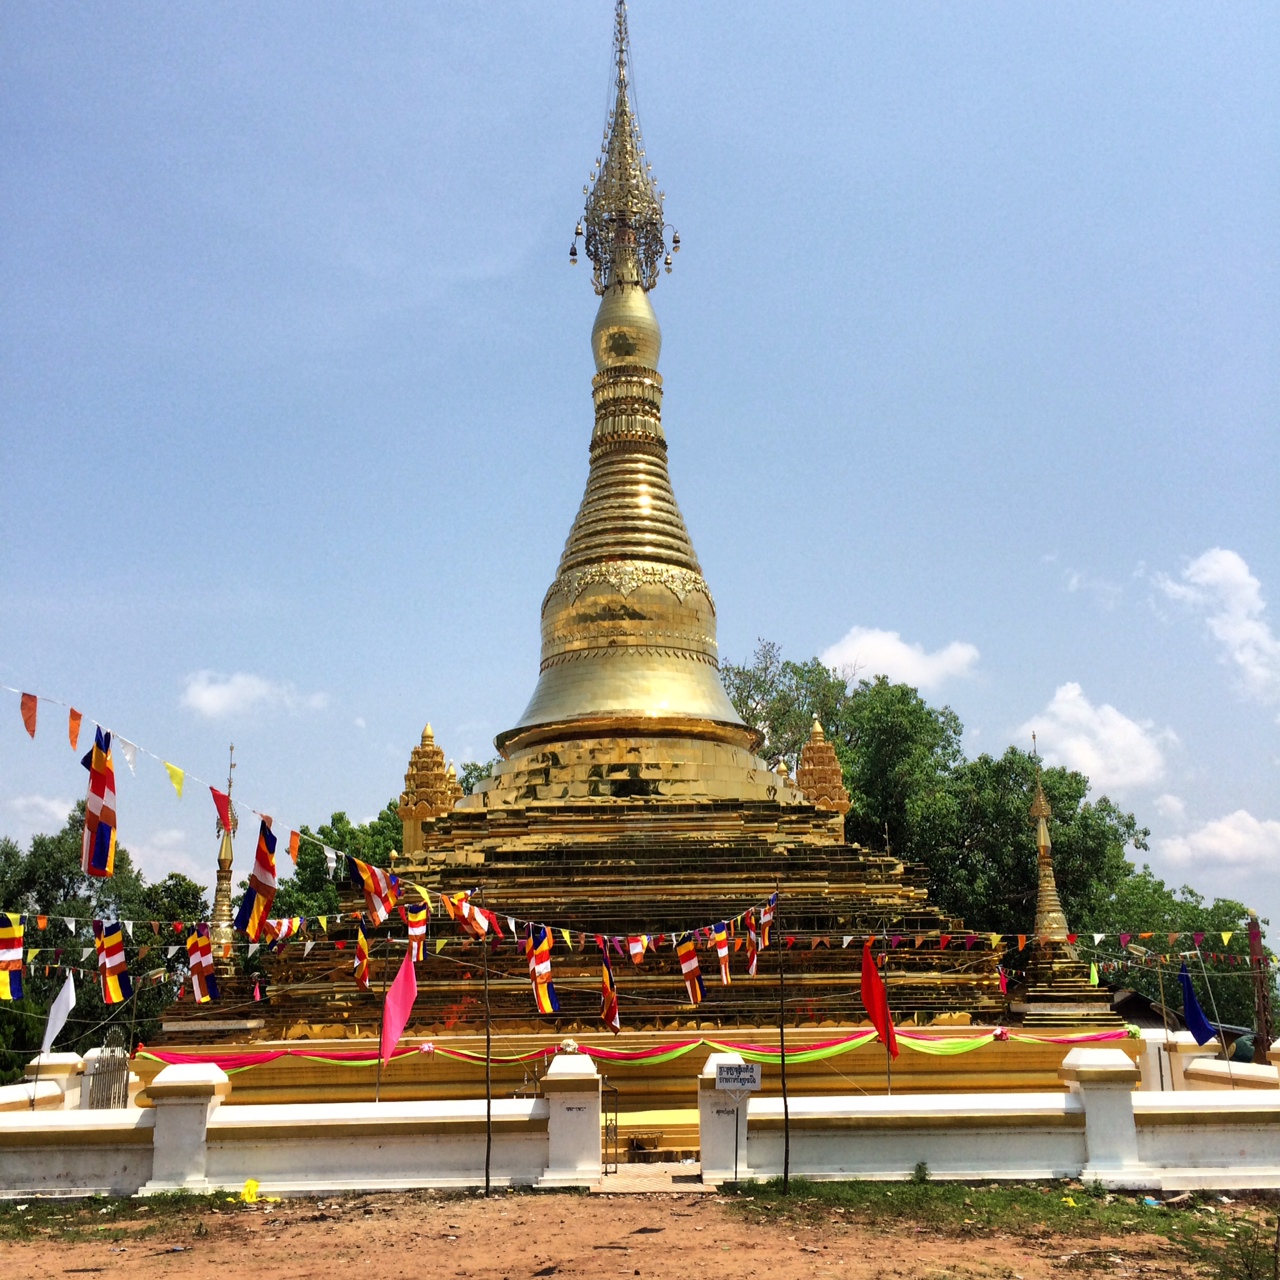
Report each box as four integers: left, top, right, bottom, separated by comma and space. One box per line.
2, 3, 1277, 930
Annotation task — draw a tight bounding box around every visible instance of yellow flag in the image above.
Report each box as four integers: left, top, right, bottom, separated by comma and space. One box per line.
988, 933, 1001, 949
560, 928, 573, 950
164, 762, 185, 798
435, 938, 447, 954
317, 916, 327, 933
1221, 931, 1233, 945
25, 948, 39, 963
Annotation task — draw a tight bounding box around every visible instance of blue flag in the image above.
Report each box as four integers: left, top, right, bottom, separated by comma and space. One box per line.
1178, 963, 1217, 1045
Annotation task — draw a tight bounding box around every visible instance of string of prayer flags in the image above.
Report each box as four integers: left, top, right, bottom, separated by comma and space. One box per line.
93, 921, 133, 1004
675, 933, 705, 1006
233, 819, 278, 942
405, 903, 429, 961
760, 893, 776, 950
186, 924, 219, 1003
81, 728, 118, 879
746, 908, 759, 977
0, 913, 24, 1000
713, 921, 731, 984
524, 925, 559, 1015
20, 692, 37, 738
354, 920, 371, 990
600, 939, 620, 1034
349, 856, 400, 926
68, 708, 82, 750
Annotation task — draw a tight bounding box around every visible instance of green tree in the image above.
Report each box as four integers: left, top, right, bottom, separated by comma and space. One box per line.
0, 806, 209, 1082
459, 760, 496, 795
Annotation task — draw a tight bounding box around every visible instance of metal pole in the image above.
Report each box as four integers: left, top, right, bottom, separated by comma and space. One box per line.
777, 887, 789, 1195
375, 928, 391, 1103
479, 885, 493, 1198
1155, 960, 1173, 1091
733, 1097, 740, 1184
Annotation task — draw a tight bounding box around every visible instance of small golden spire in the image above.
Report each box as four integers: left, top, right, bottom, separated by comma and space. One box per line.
572, 0, 675, 294
1029, 744, 1069, 943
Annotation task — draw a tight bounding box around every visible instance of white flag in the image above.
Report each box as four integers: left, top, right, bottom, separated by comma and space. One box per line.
1093, 933, 1105, 944
842, 936, 854, 949
41, 974, 77, 1055
248, 943, 259, 957
324, 848, 337, 876
166, 945, 179, 958
507, 917, 517, 935
117, 738, 138, 774
80, 947, 93, 961
123, 921, 134, 939
63, 918, 76, 934
304, 940, 315, 956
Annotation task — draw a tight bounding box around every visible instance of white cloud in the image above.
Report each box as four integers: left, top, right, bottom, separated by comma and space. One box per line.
126, 828, 214, 892
1158, 548, 1280, 708
181, 671, 329, 720
1159, 810, 1280, 874
1153, 793, 1186, 822
1015, 682, 1172, 792
9, 794, 75, 831
1064, 569, 1122, 610
820, 626, 979, 692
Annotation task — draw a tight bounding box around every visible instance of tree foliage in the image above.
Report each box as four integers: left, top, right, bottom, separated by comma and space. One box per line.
459, 760, 496, 795
0, 804, 209, 1083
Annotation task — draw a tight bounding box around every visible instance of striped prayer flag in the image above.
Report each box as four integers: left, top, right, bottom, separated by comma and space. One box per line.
443, 890, 488, 938
354, 920, 371, 989
600, 939, 620, 1034
628, 935, 647, 964
405, 903, 430, 961
713, 921, 731, 985
0, 913, 24, 1001
93, 920, 133, 1004
760, 893, 777, 950
746, 908, 759, 977
348, 856, 400, 926
80, 727, 118, 878
261, 917, 302, 953
524, 924, 559, 1015
186, 923, 219, 1003
233, 819, 278, 942
675, 933, 705, 1006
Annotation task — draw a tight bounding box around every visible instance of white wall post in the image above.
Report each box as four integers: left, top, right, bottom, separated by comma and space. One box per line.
537, 1050, 601, 1188
139, 1063, 230, 1193
699, 1053, 753, 1184
1060, 1046, 1152, 1188
22, 1054, 85, 1110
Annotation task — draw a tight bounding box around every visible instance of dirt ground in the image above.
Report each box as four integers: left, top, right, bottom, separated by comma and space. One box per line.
0, 1190, 1209, 1280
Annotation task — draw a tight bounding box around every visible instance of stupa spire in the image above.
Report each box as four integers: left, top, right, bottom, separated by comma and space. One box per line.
1030, 743, 1069, 943
498, 0, 746, 755
571, 0, 676, 294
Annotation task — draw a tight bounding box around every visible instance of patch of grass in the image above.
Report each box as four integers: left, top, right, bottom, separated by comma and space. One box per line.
0, 1191, 242, 1243
720, 1177, 1275, 1260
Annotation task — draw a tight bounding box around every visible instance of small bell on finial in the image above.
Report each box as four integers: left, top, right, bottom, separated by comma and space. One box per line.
664, 253, 672, 273
671, 230, 681, 253
575, 222, 583, 237
569, 243, 578, 265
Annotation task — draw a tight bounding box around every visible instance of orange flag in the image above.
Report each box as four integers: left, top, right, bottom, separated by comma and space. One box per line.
68, 709, 82, 750
288, 830, 300, 866
20, 693, 37, 738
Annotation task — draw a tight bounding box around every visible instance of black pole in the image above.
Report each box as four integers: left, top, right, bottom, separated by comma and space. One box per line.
777, 888, 789, 1195
479, 886, 493, 1198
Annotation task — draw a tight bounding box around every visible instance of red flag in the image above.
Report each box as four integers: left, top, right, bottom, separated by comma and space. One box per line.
380, 944, 418, 1065
68, 708, 82, 751
210, 787, 232, 832
859, 939, 898, 1059
20, 693, 37, 738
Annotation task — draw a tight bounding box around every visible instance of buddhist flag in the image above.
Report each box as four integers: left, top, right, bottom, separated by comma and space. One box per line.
164, 762, 185, 799
675, 933, 705, 1006
261, 917, 302, 952
68, 708, 82, 750
600, 940, 621, 1034
0, 913, 24, 1001
1177, 963, 1217, 1045
186, 924, 220, 1003
405, 903, 430, 961
713, 921, 731, 985
443, 890, 489, 938
628, 935, 648, 964
746, 908, 759, 977
233, 819, 278, 942
20, 692, 37, 738
760, 893, 777, 950
380, 944, 418, 1065
287, 830, 300, 866
349, 856, 400, 926
81, 727, 118, 879
524, 924, 559, 1015
93, 920, 133, 1004
859, 938, 898, 1059
354, 920, 371, 990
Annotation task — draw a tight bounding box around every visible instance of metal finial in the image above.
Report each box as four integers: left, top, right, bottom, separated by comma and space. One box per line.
576, 0, 671, 294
